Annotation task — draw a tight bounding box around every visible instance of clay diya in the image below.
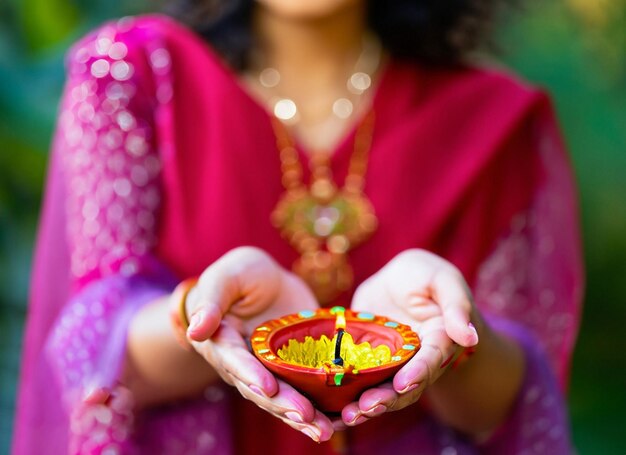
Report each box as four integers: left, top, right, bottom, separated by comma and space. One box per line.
250, 306, 420, 413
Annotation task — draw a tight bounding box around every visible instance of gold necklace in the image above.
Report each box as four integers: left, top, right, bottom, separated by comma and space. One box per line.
270, 111, 378, 305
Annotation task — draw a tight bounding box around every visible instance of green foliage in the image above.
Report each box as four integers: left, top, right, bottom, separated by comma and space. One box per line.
18, 0, 80, 52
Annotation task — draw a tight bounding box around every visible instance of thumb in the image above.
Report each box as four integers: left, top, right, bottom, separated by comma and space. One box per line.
432, 270, 478, 347
187, 247, 281, 341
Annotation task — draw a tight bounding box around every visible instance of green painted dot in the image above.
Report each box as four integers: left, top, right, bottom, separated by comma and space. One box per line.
357, 312, 375, 321
392, 355, 402, 362
298, 310, 315, 318
334, 372, 345, 386
384, 321, 399, 328
258, 349, 271, 354
330, 306, 346, 314
402, 344, 416, 351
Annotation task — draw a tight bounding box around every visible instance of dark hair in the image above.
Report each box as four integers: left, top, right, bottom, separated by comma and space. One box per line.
166, 0, 505, 70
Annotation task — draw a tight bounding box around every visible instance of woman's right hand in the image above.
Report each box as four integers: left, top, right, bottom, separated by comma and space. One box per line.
184, 246, 334, 442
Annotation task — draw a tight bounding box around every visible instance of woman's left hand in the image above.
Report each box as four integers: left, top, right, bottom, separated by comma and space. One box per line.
340, 249, 481, 426
185, 247, 334, 442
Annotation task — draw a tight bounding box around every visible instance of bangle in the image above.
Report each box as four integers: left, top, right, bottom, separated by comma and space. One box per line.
169, 277, 199, 349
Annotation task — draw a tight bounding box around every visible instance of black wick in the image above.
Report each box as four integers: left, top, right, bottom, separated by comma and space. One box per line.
332, 329, 345, 366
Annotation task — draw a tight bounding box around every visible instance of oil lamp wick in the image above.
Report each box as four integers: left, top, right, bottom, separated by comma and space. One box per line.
332, 308, 347, 367
333, 329, 345, 366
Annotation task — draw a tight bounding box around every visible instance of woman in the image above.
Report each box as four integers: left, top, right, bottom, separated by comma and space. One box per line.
13, 0, 583, 453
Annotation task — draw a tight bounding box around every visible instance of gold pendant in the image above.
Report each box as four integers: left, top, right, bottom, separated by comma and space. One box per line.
271, 184, 377, 305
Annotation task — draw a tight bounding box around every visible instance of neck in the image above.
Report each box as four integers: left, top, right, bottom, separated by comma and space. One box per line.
251, 4, 368, 89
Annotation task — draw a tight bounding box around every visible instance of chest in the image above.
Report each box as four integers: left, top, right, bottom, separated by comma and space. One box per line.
154, 65, 524, 288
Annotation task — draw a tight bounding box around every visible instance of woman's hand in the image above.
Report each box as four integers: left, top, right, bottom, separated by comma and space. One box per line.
340, 249, 481, 427
184, 246, 334, 442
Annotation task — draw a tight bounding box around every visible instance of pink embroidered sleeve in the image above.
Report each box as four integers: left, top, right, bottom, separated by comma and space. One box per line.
473, 98, 583, 454
40, 19, 231, 454
47, 18, 172, 400
59, 21, 164, 287
474, 99, 583, 387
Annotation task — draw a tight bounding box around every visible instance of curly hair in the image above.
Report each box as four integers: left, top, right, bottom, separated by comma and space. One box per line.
166, 0, 505, 70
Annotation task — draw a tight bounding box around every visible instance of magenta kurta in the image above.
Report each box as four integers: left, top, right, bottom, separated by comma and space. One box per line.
13, 15, 582, 454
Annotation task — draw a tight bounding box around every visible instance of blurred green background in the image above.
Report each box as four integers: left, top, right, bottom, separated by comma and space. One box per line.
1, 0, 625, 453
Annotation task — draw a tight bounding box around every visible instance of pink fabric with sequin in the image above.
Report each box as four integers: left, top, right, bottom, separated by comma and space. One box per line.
13, 15, 583, 455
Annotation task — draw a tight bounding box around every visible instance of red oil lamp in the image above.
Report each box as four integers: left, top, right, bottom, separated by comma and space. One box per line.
251, 307, 420, 413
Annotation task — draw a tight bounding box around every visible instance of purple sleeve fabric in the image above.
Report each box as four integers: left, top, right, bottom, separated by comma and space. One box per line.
46, 269, 176, 407
478, 316, 574, 454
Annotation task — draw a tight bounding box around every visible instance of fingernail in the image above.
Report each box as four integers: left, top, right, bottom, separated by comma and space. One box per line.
344, 409, 359, 423
365, 404, 387, 417
249, 385, 267, 397
301, 427, 320, 442
468, 322, 479, 344
350, 415, 369, 426
285, 411, 304, 423
399, 382, 419, 394
188, 310, 205, 331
